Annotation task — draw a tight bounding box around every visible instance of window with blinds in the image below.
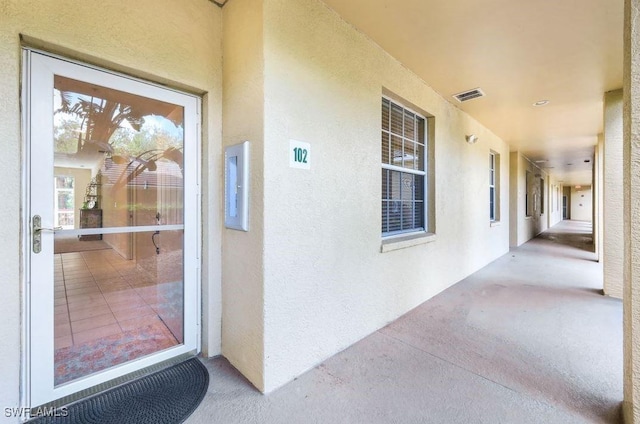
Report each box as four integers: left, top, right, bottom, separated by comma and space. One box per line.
539, 177, 545, 214
490, 152, 497, 222
381, 97, 427, 236
525, 171, 533, 217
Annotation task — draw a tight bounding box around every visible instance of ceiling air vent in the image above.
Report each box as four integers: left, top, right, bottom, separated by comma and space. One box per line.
452, 88, 486, 103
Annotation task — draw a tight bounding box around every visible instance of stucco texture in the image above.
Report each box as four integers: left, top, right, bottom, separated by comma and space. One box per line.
604, 89, 624, 298
0, 0, 222, 415
257, 0, 510, 392
509, 152, 558, 247
221, 0, 267, 391
624, 0, 640, 421
570, 186, 593, 222
595, 134, 604, 263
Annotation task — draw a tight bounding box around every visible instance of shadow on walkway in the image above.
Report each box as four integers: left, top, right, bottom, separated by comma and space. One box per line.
537, 220, 594, 253
188, 219, 621, 424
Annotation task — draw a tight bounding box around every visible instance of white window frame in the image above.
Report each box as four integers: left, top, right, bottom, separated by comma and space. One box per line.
381, 96, 427, 238
54, 175, 75, 229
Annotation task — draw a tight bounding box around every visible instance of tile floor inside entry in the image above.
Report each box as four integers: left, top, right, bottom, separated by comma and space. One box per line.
53, 248, 181, 384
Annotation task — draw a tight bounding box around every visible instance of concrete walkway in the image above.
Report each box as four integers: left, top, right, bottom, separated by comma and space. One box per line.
188, 221, 622, 424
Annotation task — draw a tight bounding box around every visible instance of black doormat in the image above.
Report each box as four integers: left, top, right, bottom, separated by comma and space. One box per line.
29, 358, 209, 424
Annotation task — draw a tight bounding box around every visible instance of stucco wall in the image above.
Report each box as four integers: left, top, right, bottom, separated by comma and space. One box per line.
604, 89, 624, 298
509, 152, 548, 247
221, 0, 267, 391
0, 0, 222, 415
509, 152, 519, 246
570, 186, 593, 222
259, 0, 510, 392
623, 0, 640, 421
595, 134, 604, 262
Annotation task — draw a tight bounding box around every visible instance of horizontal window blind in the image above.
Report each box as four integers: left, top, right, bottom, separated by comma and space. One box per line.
490, 152, 496, 222
381, 97, 427, 236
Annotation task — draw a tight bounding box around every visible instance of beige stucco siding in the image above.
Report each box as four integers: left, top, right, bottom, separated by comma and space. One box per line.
604, 89, 624, 298
260, 0, 510, 392
623, 0, 640, 421
221, 0, 267, 391
508, 151, 559, 247
571, 186, 593, 222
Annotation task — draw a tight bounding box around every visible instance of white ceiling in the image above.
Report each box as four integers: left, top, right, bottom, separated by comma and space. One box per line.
321, 0, 624, 186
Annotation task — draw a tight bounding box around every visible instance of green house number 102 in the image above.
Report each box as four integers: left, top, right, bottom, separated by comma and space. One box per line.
293, 147, 308, 164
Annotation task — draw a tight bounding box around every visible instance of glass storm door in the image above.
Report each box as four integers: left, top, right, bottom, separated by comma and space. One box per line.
25, 51, 200, 407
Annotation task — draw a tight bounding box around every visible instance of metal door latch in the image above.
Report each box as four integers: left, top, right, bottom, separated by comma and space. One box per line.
32, 215, 62, 253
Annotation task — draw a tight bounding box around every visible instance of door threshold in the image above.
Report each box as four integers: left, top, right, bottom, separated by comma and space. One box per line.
30, 352, 198, 414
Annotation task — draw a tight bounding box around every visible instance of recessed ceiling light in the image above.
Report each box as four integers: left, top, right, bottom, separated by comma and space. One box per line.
534, 159, 548, 163
533, 100, 549, 107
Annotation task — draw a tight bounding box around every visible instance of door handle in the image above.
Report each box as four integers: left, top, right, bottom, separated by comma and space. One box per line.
32, 215, 62, 254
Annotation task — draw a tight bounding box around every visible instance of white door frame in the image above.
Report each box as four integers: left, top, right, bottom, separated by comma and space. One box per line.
22, 49, 202, 408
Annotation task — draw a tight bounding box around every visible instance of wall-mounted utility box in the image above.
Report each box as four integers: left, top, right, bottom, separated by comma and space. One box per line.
225, 141, 250, 231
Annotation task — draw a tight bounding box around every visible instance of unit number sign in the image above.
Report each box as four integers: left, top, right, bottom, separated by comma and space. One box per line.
289, 140, 311, 169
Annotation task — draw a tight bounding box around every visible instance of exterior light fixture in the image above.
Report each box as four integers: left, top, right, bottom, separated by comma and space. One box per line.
533, 100, 549, 107
465, 134, 479, 144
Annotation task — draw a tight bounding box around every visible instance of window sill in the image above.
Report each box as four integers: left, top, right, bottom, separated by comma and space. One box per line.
490, 221, 501, 227
381, 232, 436, 253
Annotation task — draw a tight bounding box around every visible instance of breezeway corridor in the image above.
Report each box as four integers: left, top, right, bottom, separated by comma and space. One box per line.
188, 220, 622, 424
